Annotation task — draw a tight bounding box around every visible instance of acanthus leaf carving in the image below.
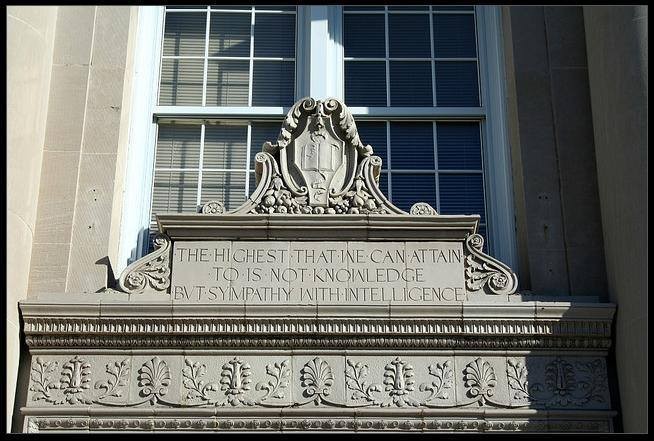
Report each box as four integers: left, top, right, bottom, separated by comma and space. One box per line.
464, 234, 518, 295
30, 358, 59, 404
255, 359, 291, 402
506, 359, 533, 402
345, 359, 383, 405
117, 234, 171, 294
419, 360, 454, 402
95, 358, 130, 400
182, 358, 219, 402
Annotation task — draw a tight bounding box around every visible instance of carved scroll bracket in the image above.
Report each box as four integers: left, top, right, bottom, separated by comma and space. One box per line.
117, 234, 172, 294
464, 234, 518, 295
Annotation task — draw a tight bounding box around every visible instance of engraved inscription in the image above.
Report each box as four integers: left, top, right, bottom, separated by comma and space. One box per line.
170, 241, 467, 304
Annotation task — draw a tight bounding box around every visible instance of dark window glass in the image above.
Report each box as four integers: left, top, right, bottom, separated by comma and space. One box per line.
345, 61, 387, 106
390, 122, 434, 169
252, 61, 295, 106
434, 13, 477, 58
438, 173, 485, 222
391, 173, 437, 211
389, 62, 432, 106
435, 61, 479, 106
254, 13, 295, 58
388, 14, 431, 58
344, 14, 386, 58
436, 122, 482, 170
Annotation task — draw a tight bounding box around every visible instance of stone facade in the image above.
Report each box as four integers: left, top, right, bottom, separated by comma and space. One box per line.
6, 5, 647, 433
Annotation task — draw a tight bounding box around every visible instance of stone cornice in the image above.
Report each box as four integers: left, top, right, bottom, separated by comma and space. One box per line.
20, 301, 615, 350
155, 213, 480, 241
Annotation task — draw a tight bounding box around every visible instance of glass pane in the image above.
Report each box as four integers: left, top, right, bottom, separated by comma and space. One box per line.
434, 6, 474, 11
379, 171, 389, 197
155, 124, 201, 169
203, 123, 248, 169
344, 61, 386, 106
388, 6, 429, 11
206, 60, 249, 106
436, 122, 482, 170
201, 171, 247, 210
391, 173, 436, 211
438, 173, 485, 222
388, 14, 431, 58
254, 13, 295, 58
151, 170, 198, 217
251, 61, 294, 106
435, 61, 479, 106
211, 6, 251, 11
209, 12, 250, 57
255, 6, 296, 11
167, 6, 207, 9
343, 6, 385, 11
355, 121, 387, 168
250, 122, 281, 168
433, 13, 477, 58
344, 14, 385, 58
159, 58, 204, 106
390, 122, 434, 169
163, 12, 206, 56
389, 61, 432, 106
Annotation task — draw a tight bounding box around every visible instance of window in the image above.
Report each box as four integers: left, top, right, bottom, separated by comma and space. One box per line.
116, 5, 516, 272
151, 5, 297, 231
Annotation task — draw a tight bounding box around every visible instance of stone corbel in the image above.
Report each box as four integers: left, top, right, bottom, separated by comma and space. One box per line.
117, 234, 172, 294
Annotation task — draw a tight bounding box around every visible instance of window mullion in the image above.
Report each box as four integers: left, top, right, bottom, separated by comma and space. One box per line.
384, 6, 390, 107
201, 6, 210, 106
248, 7, 255, 106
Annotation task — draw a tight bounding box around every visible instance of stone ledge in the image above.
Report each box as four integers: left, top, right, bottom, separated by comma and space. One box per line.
155, 213, 480, 241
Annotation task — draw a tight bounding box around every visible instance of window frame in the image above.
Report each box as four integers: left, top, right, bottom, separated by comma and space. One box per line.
116, 5, 517, 274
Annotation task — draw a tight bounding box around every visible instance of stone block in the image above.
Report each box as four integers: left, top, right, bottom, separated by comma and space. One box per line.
7, 6, 58, 36
91, 6, 131, 68
544, 7, 588, 68
33, 150, 80, 244
86, 66, 126, 110
52, 6, 95, 65
509, 7, 549, 73
43, 64, 89, 152
66, 153, 118, 293
527, 249, 570, 295
82, 105, 123, 154
27, 243, 70, 293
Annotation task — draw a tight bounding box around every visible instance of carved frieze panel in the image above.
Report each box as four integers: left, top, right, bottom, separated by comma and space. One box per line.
27, 354, 610, 411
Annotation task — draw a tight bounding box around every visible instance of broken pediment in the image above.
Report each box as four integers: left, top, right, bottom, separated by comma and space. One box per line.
115, 97, 518, 300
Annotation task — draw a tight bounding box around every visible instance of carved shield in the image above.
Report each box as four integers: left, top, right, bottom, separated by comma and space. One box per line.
289, 115, 347, 207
